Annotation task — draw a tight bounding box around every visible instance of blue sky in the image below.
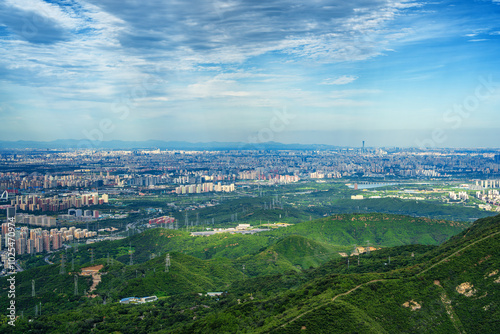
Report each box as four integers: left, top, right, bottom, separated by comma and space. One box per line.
1, 0, 500, 147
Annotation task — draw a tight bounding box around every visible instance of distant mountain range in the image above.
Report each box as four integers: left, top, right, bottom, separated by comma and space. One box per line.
0, 139, 340, 151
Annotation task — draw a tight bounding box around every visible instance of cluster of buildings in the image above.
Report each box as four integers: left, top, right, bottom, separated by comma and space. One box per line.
14, 213, 57, 227
476, 189, 500, 208
174, 182, 235, 194
119, 296, 158, 304
190, 224, 270, 236
449, 191, 469, 201
474, 180, 500, 188
272, 174, 300, 184
1, 149, 500, 198
0, 171, 122, 190
0, 224, 97, 261
148, 216, 175, 225
173, 174, 236, 186
8, 193, 108, 212
58, 208, 100, 222
2, 207, 101, 229
309, 171, 342, 179
238, 170, 300, 184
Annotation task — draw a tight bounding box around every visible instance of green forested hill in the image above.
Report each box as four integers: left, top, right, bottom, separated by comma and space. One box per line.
264, 213, 469, 246
95, 252, 245, 300
68, 213, 468, 269
2, 213, 499, 333
187, 214, 500, 333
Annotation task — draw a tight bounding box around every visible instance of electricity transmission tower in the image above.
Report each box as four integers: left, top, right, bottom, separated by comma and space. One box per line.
32, 280, 35, 297
165, 253, 171, 272
74, 275, 78, 296
59, 254, 65, 275
129, 243, 133, 266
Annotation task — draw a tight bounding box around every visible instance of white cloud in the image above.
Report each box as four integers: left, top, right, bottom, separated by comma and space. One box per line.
4, 0, 83, 30
321, 75, 359, 85
329, 89, 382, 99
9, 0, 500, 143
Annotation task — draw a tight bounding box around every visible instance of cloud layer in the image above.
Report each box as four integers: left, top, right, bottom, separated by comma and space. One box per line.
0, 0, 500, 146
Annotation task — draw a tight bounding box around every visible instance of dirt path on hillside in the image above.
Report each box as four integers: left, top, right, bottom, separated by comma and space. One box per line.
278, 279, 387, 329
417, 231, 500, 277
273, 230, 500, 332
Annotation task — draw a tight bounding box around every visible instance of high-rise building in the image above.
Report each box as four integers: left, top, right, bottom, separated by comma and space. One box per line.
35, 236, 43, 253
27, 239, 35, 254
43, 233, 50, 252
6, 207, 16, 221
52, 233, 62, 250
101, 194, 109, 203
1, 223, 8, 237
16, 237, 26, 255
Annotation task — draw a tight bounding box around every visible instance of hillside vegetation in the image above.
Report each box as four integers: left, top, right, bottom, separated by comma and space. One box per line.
61, 213, 468, 269
2, 213, 499, 333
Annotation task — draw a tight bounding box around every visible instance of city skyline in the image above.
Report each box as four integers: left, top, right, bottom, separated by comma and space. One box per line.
1, 0, 500, 147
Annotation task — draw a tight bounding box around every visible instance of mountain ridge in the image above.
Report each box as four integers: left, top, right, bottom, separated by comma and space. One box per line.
0, 139, 339, 150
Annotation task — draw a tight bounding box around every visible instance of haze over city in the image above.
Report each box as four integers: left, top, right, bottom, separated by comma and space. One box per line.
1, 0, 500, 147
